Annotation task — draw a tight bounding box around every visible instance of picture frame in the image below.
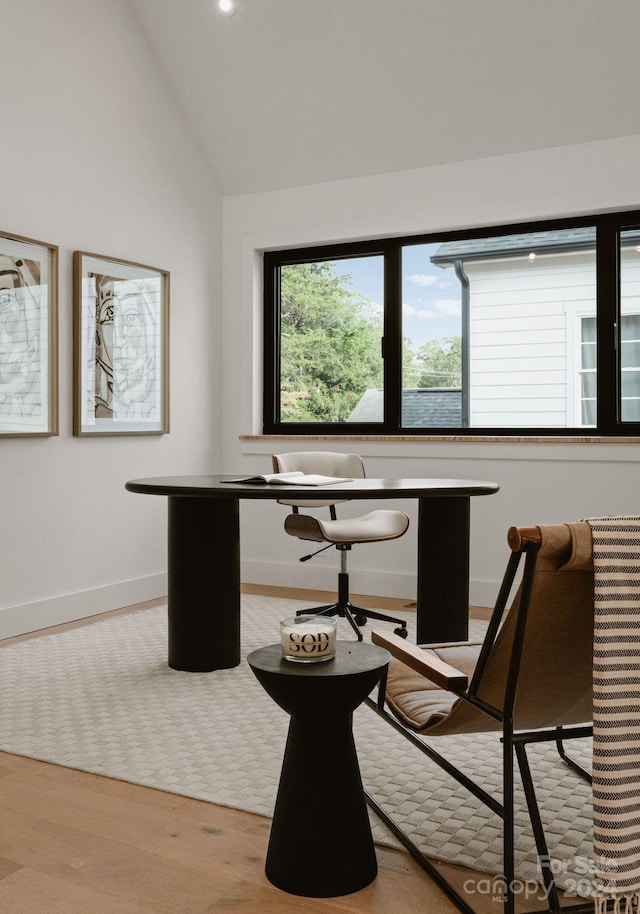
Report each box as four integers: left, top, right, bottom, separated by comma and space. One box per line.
0, 230, 58, 437
73, 252, 169, 436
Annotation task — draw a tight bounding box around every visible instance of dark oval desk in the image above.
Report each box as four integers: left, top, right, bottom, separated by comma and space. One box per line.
125, 475, 499, 671
247, 642, 390, 897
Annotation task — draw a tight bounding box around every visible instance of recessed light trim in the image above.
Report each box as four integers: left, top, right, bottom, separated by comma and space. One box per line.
217, 0, 236, 16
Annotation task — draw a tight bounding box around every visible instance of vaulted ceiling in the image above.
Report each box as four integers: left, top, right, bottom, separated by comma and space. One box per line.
130, 0, 640, 195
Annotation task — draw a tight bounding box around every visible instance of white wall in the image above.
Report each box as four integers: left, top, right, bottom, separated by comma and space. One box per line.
0, 0, 222, 637
222, 135, 640, 607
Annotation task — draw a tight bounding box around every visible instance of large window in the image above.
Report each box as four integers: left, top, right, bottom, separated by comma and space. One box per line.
263, 212, 640, 437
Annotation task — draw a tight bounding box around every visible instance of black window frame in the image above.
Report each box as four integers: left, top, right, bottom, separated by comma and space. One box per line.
263, 209, 640, 437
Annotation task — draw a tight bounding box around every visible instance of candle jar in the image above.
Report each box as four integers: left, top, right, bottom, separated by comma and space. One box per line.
280, 615, 337, 663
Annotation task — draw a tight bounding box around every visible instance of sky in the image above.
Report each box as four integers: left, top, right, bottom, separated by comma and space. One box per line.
329, 243, 462, 350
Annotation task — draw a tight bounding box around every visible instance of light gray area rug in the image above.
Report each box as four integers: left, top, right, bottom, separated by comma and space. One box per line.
0, 595, 593, 884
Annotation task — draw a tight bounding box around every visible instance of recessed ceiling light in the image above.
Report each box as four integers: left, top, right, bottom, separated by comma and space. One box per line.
528, 252, 537, 261
217, 0, 236, 16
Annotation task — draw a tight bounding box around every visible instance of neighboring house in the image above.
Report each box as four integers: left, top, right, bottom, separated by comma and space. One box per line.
431, 228, 640, 428
348, 388, 462, 426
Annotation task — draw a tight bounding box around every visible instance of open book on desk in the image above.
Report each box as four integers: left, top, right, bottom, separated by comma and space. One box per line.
221, 471, 353, 486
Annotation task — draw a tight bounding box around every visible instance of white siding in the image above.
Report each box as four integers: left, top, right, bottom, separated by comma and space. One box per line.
466, 251, 596, 427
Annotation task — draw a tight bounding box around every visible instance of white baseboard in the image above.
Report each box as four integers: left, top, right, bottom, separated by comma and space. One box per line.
242, 560, 499, 609
0, 565, 500, 641
0, 573, 167, 640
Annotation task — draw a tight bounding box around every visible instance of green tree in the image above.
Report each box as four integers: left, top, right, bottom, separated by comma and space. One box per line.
415, 336, 462, 388
280, 262, 383, 422
402, 336, 423, 388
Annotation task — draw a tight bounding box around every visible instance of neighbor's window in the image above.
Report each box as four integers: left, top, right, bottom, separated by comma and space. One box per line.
620, 232, 640, 423
620, 315, 640, 421
263, 212, 640, 437
579, 317, 597, 426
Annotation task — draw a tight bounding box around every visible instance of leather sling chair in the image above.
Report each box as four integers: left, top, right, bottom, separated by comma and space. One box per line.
365, 522, 595, 914
272, 451, 410, 640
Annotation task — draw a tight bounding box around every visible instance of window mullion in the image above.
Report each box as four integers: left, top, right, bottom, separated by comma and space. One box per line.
262, 254, 280, 432
383, 244, 402, 431
595, 224, 619, 433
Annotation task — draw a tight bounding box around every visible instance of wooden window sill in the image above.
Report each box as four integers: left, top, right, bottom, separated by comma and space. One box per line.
240, 434, 640, 444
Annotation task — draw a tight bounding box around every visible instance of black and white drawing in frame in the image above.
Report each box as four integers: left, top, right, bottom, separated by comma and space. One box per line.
73, 252, 169, 435
0, 231, 58, 437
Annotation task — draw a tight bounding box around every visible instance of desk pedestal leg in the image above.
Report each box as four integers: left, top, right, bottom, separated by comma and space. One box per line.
417, 497, 470, 644
168, 496, 240, 671
266, 715, 377, 897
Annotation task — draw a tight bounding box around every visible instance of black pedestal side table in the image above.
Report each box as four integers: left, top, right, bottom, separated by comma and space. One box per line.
247, 642, 390, 898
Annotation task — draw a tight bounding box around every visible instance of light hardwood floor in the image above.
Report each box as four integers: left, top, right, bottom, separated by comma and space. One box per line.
0, 588, 505, 913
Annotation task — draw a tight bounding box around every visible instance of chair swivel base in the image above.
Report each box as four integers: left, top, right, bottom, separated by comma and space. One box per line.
296, 572, 408, 642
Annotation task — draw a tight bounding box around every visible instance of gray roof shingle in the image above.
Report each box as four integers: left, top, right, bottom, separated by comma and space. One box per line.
348, 388, 462, 427
431, 227, 640, 265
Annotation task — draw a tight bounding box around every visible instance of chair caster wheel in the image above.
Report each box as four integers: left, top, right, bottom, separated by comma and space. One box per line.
394, 627, 408, 638
354, 615, 368, 627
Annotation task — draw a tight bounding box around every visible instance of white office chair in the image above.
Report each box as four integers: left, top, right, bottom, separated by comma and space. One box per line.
272, 451, 410, 640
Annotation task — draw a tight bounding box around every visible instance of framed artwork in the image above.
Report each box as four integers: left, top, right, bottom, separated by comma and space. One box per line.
0, 231, 58, 437
73, 252, 169, 436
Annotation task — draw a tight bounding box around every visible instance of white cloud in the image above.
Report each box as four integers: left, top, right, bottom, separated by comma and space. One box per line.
404, 302, 439, 321
433, 298, 461, 317
407, 272, 438, 288
405, 302, 461, 321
